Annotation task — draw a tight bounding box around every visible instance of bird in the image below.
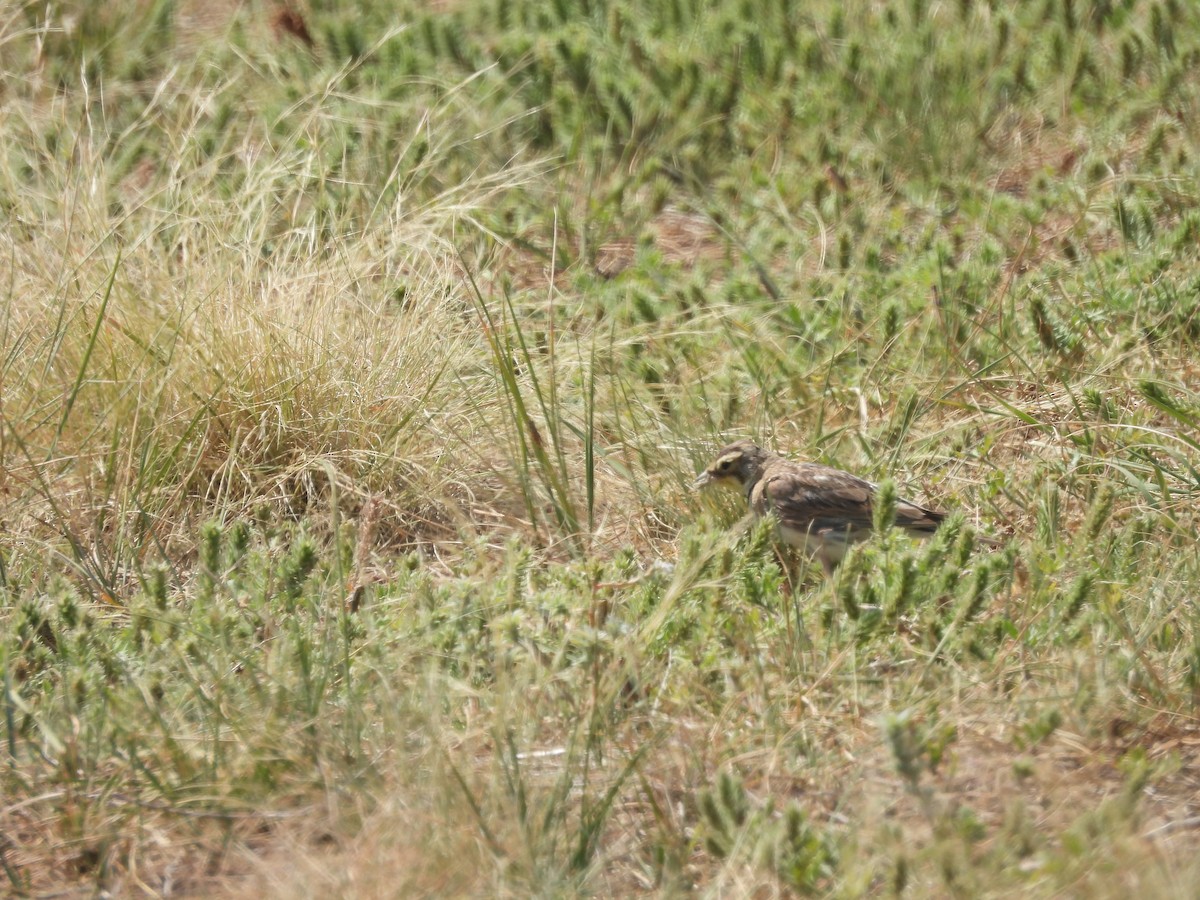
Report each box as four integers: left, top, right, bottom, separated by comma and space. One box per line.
694, 440, 947, 575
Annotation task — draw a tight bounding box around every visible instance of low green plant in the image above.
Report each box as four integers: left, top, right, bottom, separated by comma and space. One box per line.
4, 0, 1200, 893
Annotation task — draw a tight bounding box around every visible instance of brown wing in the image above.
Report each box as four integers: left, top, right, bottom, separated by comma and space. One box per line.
756, 462, 944, 536
755, 464, 875, 537
892, 497, 945, 534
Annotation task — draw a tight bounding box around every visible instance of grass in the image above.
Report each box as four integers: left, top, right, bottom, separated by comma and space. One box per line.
4, 0, 1200, 895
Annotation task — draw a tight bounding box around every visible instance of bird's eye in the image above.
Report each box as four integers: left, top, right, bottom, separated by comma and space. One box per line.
718, 459, 731, 471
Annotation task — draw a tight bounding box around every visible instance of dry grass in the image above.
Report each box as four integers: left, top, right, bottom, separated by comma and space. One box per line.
5, 0, 1200, 896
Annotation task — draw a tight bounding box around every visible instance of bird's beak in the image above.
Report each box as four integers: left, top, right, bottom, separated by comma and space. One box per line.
693, 471, 712, 490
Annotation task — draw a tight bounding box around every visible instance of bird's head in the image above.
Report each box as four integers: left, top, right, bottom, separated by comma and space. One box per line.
693, 440, 772, 491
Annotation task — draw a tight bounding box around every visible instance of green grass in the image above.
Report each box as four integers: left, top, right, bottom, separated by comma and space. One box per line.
4, 0, 1200, 894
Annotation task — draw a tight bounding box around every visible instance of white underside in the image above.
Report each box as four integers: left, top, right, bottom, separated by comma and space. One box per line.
777, 524, 853, 564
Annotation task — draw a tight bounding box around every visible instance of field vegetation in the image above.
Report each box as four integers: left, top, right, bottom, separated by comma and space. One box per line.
4, 0, 1200, 895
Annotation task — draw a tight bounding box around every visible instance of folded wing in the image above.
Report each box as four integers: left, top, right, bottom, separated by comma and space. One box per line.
758, 464, 943, 537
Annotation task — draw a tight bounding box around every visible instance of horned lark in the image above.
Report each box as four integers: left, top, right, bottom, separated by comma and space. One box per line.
695, 440, 946, 574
